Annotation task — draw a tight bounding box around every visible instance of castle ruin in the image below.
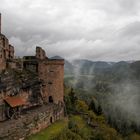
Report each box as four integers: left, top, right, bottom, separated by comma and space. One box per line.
0, 14, 65, 140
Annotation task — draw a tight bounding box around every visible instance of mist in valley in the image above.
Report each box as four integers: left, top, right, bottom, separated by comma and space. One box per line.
65, 59, 140, 134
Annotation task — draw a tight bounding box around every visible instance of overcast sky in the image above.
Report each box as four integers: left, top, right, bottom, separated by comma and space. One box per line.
0, 0, 140, 61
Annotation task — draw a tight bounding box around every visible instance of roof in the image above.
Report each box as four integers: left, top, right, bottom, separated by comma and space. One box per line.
4, 96, 26, 107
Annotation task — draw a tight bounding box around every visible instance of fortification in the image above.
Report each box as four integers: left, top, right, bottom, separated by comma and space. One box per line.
0, 14, 15, 71
0, 14, 65, 140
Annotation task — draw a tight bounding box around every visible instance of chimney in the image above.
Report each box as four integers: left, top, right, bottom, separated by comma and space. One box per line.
0, 13, 1, 34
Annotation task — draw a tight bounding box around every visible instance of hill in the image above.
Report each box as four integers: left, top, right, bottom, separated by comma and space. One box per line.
64, 58, 140, 136
51, 56, 75, 74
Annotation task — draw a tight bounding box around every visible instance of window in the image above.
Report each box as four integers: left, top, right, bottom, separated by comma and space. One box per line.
49, 70, 54, 72
49, 96, 53, 103
50, 117, 53, 123
48, 81, 53, 85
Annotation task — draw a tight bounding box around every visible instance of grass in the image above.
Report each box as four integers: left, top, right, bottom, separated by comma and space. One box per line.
27, 119, 68, 140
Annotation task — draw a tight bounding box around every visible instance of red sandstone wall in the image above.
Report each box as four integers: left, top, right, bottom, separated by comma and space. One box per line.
38, 60, 64, 104
46, 63, 64, 104
9, 45, 14, 59
0, 34, 15, 71
36, 47, 46, 60
0, 59, 6, 71
0, 105, 64, 140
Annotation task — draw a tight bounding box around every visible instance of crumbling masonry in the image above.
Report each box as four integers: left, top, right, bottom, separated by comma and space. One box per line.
0, 14, 65, 140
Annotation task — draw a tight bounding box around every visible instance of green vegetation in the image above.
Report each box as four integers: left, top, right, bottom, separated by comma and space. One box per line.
27, 119, 68, 140
52, 115, 92, 140
27, 59, 140, 139
63, 87, 123, 140
27, 84, 140, 140
64, 67, 140, 136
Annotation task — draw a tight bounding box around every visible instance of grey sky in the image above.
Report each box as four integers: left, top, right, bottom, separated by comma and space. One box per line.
0, 0, 140, 61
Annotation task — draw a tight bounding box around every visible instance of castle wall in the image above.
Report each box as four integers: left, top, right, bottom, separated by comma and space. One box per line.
0, 104, 5, 122
46, 61, 64, 104
0, 105, 64, 140
0, 34, 15, 71
6, 61, 17, 69
38, 60, 64, 104
36, 46, 46, 60
0, 35, 9, 59
9, 45, 14, 59
0, 59, 6, 71
0, 91, 5, 121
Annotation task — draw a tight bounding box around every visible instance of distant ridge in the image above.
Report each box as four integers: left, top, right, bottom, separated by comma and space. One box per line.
51, 56, 75, 74
50, 56, 140, 78
50, 56, 64, 60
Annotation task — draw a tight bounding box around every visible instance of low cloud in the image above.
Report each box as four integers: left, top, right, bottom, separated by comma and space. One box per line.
0, 0, 140, 61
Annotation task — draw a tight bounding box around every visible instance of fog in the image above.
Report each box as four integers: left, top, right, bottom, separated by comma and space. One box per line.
108, 81, 140, 126
66, 60, 140, 133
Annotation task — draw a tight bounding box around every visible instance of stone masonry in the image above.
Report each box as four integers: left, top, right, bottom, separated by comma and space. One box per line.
0, 14, 65, 140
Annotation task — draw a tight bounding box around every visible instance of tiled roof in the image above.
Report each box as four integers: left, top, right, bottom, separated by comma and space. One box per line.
4, 96, 26, 107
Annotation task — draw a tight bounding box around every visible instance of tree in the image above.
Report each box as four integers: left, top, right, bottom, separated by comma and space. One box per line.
75, 100, 88, 113
69, 88, 78, 105
64, 87, 78, 114
97, 105, 102, 115
89, 97, 102, 115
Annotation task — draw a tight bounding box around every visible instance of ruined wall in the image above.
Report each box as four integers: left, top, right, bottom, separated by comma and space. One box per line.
0, 91, 6, 121
0, 69, 43, 121
38, 59, 64, 104
0, 59, 6, 71
36, 46, 46, 60
23, 56, 38, 73
0, 105, 64, 140
0, 35, 7, 70
0, 34, 15, 71
45, 60, 64, 104
9, 45, 14, 59
0, 34, 10, 59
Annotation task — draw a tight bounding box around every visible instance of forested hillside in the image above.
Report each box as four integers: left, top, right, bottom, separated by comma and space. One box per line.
28, 86, 140, 140
64, 59, 140, 138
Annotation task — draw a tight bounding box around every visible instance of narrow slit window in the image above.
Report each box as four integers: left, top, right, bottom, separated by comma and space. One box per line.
48, 81, 53, 85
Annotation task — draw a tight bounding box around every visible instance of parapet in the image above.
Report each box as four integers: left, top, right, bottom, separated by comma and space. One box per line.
46, 59, 65, 65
